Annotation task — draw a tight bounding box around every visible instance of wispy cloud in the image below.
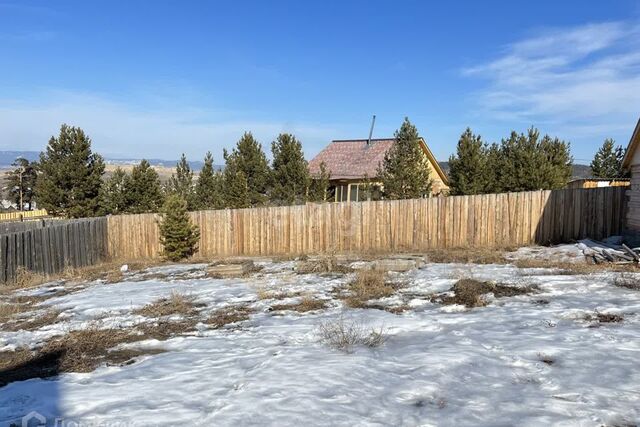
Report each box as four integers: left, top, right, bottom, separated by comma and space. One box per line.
0, 91, 341, 160
463, 21, 640, 141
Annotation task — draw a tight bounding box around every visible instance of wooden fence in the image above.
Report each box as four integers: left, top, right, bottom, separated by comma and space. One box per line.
0, 217, 109, 283
0, 209, 48, 222
107, 187, 628, 260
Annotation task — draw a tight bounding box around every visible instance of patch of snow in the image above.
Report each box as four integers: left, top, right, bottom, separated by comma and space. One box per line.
1, 261, 639, 425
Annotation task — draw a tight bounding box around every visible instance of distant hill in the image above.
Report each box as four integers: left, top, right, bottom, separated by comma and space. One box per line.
0, 151, 40, 166
0, 151, 219, 171
438, 162, 592, 180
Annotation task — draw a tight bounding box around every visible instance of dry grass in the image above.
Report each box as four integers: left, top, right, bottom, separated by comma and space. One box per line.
613, 274, 640, 290
585, 311, 624, 325
206, 305, 254, 329
513, 258, 640, 275
272, 296, 327, 313
296, 255, 353, 274
137, 318, 199, 340
134, 292, 202, 318
424, 248, 510, 265
317, 316, 387, 353
341, 270, 403, 308
1, 309, 61, 332
256, 288, 303, 300
433, 279, 536, 308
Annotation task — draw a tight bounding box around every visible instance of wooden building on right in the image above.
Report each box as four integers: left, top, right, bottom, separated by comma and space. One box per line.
622, 117, 640, 233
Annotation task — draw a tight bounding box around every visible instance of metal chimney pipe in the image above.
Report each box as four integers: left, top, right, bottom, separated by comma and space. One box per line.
367, 115, 376, 146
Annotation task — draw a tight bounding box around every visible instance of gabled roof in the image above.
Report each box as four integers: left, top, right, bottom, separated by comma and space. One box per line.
622, 117, 640, 169
308, 137, 449, 184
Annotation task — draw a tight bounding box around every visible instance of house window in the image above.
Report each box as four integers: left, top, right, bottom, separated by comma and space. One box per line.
349, 184, 359, 201
336, 184, 348, 202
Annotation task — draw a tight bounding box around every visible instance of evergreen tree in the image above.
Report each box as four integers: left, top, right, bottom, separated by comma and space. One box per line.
35, 124, 105, 218
270, 133, 310, 205
488, 127, 572, 192
4, 158, 37, 210
591, 138, 627, 179
168, 153, 196, 210
225, 132, 271, 206
159, 194, 200, 261
125, 159, 164, 213
448, 128, 489, 195
308, 161, 331, 202
484, 143, 502, 193
379, 118, 432, 199
223, 150, 251, 209
195, 151, 224, 210
100, 167, 128, 215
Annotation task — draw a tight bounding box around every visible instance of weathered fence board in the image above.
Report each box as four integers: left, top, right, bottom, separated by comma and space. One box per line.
0, 217, 109, 283
107, 187, 628, 260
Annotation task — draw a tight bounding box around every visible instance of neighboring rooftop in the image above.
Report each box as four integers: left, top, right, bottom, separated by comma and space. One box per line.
308, 138, 449, 184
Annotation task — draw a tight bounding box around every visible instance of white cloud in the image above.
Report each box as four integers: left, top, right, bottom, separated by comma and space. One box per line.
0, 91, 340, 161
463, 21, 640, 140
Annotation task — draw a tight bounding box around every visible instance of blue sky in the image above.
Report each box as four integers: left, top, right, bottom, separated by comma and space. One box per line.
1, 0, 639, 164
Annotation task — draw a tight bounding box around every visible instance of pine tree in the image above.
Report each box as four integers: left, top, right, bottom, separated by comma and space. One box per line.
379, 118, 432, 199
225, 132, 271, 206
591, 138, 627, 179
490, 127, 572, 192
270, 133, 310, 205
448, 128, 489, 195
4, 158, 37, 210
194, 151, 224, 210
168, 153, 196, 210
100, 167, 128, 215
125, 159, 164, 213
35, 124, 105, 218
223, 150, 250, 209
308, 161, 331, 202
158, 194, 200, 261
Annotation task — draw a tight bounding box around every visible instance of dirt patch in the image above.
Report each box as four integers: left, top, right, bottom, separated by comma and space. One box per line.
257, 288, 303, 300
513, 258, 640, 275
366, 303, 412, 314
296, 256, 353, 274
537, 353, 555, 365
206, 305, 254, 329
272, 296, 327, 313
613, 274, 640, 291
433, 279, 536, 308
134, 292, 203, 318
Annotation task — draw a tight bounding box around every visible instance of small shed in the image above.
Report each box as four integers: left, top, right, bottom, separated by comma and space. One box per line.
621, 117, 640, 232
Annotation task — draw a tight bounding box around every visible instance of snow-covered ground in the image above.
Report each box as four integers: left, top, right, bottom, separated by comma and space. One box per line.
1, 259, 640, 426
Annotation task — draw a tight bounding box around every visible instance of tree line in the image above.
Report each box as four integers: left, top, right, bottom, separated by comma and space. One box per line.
3, 120, 630, 217
447, 128, 628, 195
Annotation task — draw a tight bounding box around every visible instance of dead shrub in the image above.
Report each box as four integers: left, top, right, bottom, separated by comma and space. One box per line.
271, 296, 327, 313
206, 305, 253, 329
613, 274, 640, 291
257, 288, 303, 300
134, 292, 202, 318
433, 279, 536, 308
1, 309, 61, 332
317, 316, 387, 353
296, 255, 353, 274
341, 270, 403, 308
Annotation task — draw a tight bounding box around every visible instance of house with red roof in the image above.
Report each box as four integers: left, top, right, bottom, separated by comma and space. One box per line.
308, 137, 449, 202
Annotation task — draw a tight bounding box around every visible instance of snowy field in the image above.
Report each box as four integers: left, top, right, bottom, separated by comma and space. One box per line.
1, 257, 640, 426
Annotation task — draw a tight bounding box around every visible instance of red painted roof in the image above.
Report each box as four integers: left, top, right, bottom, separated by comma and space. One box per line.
308, 139, 395, 180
